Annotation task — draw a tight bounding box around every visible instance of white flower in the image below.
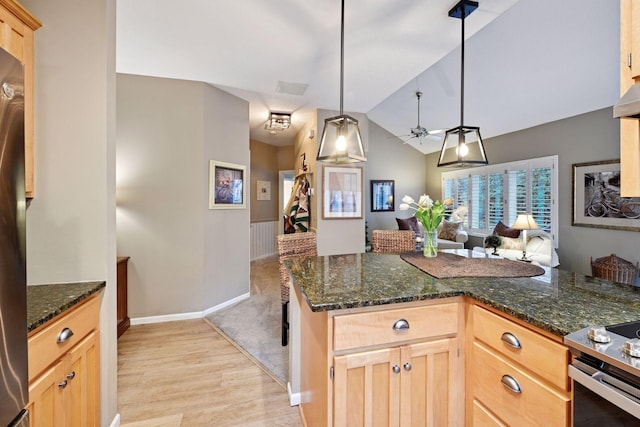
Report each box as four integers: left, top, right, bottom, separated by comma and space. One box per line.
399, 203, 411, 211
401, 195, 415, 204
417, 194, 433, 209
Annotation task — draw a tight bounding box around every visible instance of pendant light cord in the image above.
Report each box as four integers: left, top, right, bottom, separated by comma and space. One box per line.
340, 0, 345, 116
460, 3, 465, 127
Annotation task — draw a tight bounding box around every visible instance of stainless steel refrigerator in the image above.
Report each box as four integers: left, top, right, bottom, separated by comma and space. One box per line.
0, 47, 29, 427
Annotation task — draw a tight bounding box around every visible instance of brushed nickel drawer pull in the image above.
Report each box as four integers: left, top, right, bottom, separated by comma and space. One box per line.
501, 332, 522, 349
404, 362, 412, 372
57, 327, 74, 343
67, 371, 76, 380
393, 365, 401, 374
501, 375, 522, 394
393, 319, 410, 331
58, 380, 68, 389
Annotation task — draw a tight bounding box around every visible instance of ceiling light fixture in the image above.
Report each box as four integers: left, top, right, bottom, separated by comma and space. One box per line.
437, 0, 488, 168
316, 0, 366, 164
265, 112, 291, 131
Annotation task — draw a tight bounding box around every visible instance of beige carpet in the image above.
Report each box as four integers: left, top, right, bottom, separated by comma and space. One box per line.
401, 251, 545, 278
205, 255, 287, 385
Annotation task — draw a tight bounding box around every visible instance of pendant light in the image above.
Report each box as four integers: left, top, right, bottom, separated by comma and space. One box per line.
316, 0, 366, 163
437, 0, 488, 168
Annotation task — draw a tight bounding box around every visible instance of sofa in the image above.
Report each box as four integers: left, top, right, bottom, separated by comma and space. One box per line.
473, 225, 559, 267
396, 216, 468, 250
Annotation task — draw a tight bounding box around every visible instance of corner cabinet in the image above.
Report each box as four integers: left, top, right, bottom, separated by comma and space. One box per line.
620, 0, 640, 196
26, 293, 101, 427
0, 0, 40, 198
295, 287, 464, 427
466, 304, 571, 426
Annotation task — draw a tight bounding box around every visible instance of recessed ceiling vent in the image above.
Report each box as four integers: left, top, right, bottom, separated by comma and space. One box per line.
276, 81, 308, 96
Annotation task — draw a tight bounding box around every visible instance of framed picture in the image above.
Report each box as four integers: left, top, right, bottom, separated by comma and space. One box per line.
256, 180, 271, 201
572, 159, 640, 231
371, 180, 395, 212
322, 165, 363, 219
209, 160, 246, 209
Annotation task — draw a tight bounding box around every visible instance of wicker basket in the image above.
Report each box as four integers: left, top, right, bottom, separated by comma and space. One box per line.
371, 230, 416, 254
591, 253, 639, 285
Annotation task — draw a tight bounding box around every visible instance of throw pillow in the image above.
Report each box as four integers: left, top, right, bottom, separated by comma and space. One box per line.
493, 220, 521, 238
438, 221, 461, 241
499, 236, 524, 250
396, 217, 421, 236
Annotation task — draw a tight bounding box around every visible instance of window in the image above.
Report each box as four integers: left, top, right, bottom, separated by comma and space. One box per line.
442, 156, 557, 245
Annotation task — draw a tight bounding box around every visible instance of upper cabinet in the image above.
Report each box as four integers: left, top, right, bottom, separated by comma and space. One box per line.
0, 0, 40, 198
620, 0, 640, 197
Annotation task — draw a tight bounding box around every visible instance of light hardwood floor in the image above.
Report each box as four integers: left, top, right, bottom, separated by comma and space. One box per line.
118, 256, 303, 426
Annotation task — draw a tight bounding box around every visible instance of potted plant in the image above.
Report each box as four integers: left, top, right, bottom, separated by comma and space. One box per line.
484, 235, 502, 255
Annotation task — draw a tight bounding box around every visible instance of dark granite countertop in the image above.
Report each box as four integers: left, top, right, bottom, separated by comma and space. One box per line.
27, 281, 106, 332
285, 250, 640, 338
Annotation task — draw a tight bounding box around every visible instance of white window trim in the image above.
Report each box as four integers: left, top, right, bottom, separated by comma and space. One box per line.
442, 155, 558, 247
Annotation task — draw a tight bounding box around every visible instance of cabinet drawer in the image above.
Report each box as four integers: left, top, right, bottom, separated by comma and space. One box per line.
333, 303, 458, 351
472, 305, 569, 391
471, 342, 570, 427
28, 295, 100, 381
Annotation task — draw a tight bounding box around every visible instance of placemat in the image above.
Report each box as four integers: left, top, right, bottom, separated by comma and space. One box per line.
400, 252, 545, 279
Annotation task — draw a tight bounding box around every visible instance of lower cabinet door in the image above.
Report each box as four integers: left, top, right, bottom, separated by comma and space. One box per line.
66, 330, 100, 427
333, 347, 401, 427
27, 360, 66, 427
400, 338, 459, 427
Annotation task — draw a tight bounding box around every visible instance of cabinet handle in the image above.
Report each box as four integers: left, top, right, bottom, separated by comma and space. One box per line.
501, 375, 522, 394
67, 371, 76, 380
404, 363, 412, 372
501, 332, 522, 349
57, 327, 74, 343
392, 365, 401, 374
58, 380, 68, 389
393, 319, 410, 331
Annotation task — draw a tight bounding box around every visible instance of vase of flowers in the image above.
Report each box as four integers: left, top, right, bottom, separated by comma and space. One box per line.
400, 194, 446, 257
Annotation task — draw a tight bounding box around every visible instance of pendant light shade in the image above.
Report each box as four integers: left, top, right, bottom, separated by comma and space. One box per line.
438, 0, 488, 168
316, 0, 366, 164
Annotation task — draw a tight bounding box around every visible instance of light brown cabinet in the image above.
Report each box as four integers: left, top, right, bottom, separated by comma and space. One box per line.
297, 290, 463, 427
26, 294, 101, 427
0, 0, 40, 197
466, 304, 571, 426
620, 0, 640, 196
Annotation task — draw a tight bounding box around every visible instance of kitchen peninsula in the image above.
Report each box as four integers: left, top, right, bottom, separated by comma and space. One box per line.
286, 250, 640, 426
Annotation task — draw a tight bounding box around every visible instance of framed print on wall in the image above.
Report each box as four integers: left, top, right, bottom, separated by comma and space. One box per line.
209, 160, 246, 209
322, 165, 363, 219
572, 159, 640, 231
371, 180, 395, 212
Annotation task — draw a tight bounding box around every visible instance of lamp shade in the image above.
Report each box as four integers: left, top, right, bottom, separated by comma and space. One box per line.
511, 214, 539, 231
317, 114, 366, 163
437, 125, 487, 167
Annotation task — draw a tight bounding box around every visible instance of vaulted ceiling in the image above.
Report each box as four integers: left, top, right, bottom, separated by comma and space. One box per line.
116, 0, 619, 154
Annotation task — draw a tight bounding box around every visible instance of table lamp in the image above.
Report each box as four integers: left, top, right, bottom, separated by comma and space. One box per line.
511, 214, 539, 261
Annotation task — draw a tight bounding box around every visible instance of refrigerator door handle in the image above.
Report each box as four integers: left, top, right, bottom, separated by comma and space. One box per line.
8, 409, 29, 427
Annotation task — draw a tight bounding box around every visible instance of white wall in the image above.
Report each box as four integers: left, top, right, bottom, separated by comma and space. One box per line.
116, 74, 250, 317
314, 109, 368, 256
22, 0, 118, 424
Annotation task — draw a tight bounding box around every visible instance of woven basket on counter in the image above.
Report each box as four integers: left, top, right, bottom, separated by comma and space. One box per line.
590, 253, 639, 286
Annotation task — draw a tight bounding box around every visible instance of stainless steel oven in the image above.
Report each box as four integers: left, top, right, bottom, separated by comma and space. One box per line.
565, 322, 640, 426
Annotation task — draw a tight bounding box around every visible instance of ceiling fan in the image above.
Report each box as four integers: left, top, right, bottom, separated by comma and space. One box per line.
397, 91, 444, 144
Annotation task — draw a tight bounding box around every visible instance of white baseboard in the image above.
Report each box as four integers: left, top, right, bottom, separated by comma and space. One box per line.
203, 292, 250, 316
130, 292, 251, 325
288, 382, 301, 406
109, 413, 120, 427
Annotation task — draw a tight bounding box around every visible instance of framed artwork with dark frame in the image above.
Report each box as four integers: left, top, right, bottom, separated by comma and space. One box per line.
209, 160, 246, 209
371, 180, 395, 212
322, 165, 363, 219
572, 159, 640, 231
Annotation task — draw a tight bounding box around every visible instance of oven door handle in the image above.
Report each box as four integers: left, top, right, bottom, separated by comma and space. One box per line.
569, 364, 640, 419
